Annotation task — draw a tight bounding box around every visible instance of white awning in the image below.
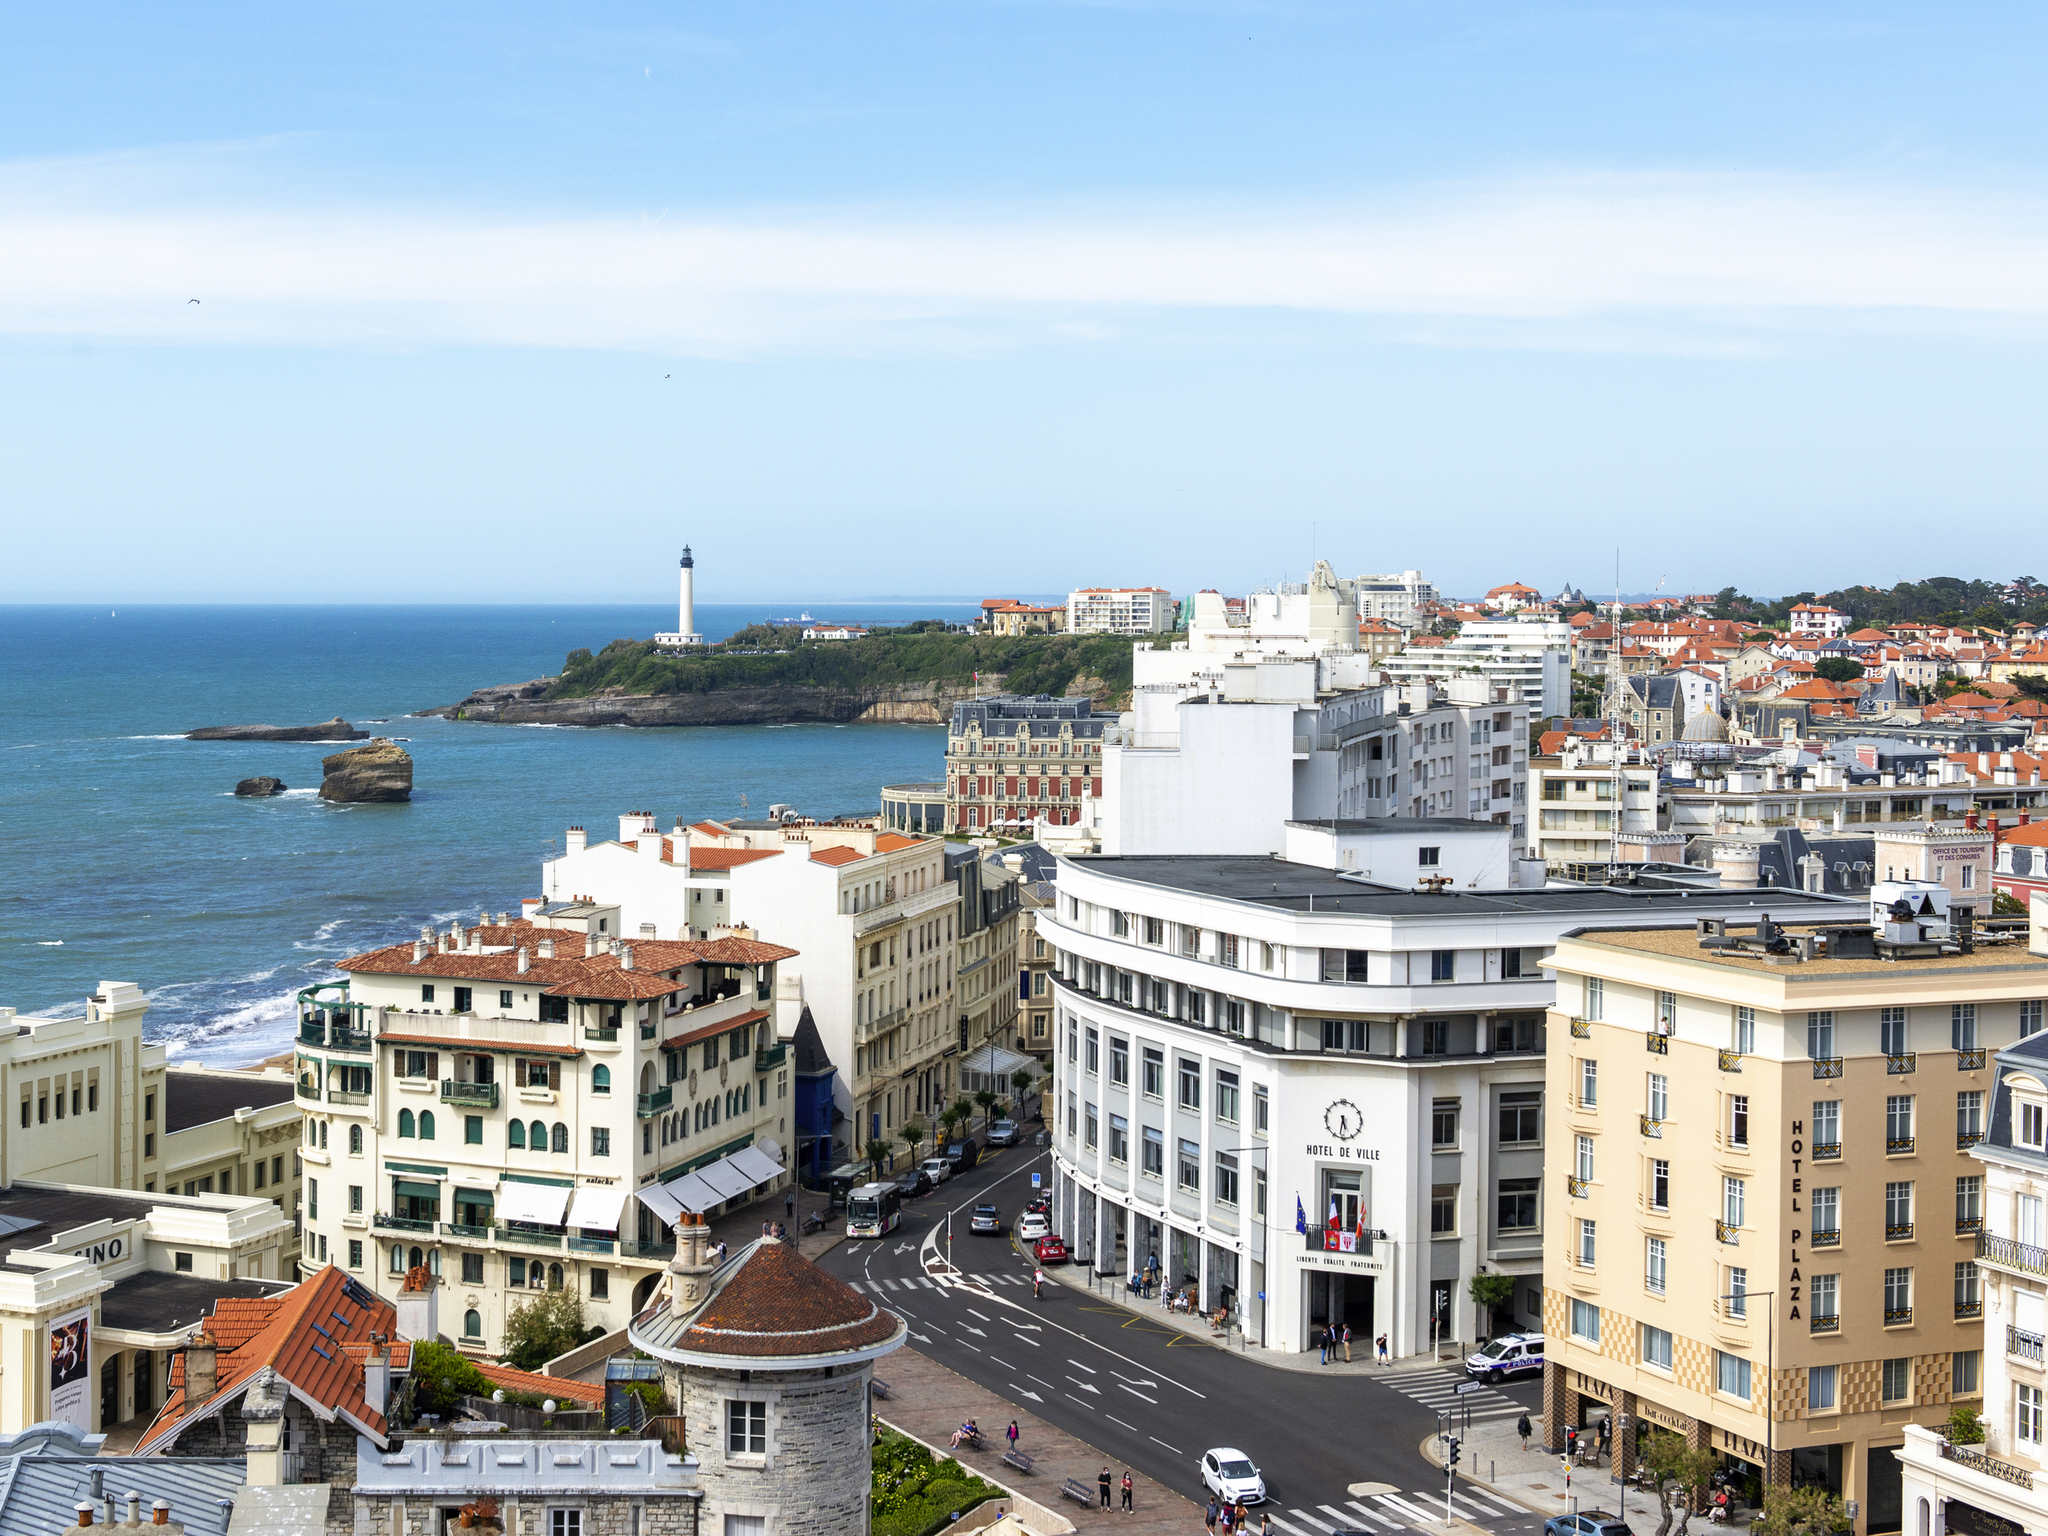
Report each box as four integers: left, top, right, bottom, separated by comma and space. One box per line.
635, 1143, 789, 1226
631, 1181, 685, 1227
728, 1144, 784, 1187
755, 1138, 783, 1166
566, 1185, 627, 1233
663, 1171, 719, 1213
692, 1159, 754, 1204
495, 1180, 570, 1226
959, 1044, 1034, 1083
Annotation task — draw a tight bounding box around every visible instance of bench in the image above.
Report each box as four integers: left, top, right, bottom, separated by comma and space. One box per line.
1001, 1450, 1036, 1475
802, 1211, 826, 1234
1058, 1479, 1094, 1508
870, 1379, 891, 1401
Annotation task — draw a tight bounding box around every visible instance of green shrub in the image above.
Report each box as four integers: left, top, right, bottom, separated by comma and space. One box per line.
871, 1430, 996, 1536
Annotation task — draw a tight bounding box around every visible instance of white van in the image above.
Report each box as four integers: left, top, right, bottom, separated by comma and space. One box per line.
1465, 1332, 1545, 1382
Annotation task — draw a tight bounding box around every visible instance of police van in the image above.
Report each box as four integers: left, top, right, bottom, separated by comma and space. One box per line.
1465, 1332, 1545, 1382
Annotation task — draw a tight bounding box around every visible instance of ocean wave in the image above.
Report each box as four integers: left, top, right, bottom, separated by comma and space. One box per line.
157, 988, 303, 1067
279, 787, 319, 797
34, 939, 63, 947
126, 733, 189, 741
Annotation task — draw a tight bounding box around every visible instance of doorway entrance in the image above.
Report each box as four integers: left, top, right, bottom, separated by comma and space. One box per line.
1305, 1269, 1375, 1346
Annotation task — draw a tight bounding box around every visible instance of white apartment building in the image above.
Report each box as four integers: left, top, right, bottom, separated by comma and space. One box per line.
1663, 758, 1979, 837
1067, 587, 1178, 635
299, 910, 797, 1355
1350, 570, 1439, 630
1528, 741, 1661, 870
1042, 851, 1850, 1357
1380, 619, 1574, 722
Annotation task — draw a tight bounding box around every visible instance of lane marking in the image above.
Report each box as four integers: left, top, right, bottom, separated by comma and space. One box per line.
1067, 1359, 1096, 1373
1117, 1384, 1156, 1404
1321, 1505, 1369, 1530
988, 1356, 1013, 1370
1283, 1508, 1336, 1533
1376, 1492, 1436, 1524
1105, 1412, 1137, 1432
1262, 1512, 1319, 1536
1148, 1434, 1181, 1455
968, 1309, 992, 1323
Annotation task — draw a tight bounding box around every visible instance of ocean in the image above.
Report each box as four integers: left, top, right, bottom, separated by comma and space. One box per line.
0, 603, 972, 1066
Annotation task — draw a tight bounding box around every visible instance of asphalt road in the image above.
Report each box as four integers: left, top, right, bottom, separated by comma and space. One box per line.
822, 1143, 1546, 1536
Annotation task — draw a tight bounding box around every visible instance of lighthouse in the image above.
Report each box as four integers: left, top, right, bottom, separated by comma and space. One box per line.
655, 545, 705, 648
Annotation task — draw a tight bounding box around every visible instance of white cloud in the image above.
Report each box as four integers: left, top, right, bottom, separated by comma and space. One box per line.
4, 165, 2048, 356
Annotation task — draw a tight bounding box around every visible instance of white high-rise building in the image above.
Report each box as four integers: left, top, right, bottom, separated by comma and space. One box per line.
1380, 619, 1573, 721
655, 545, 703, 648
1349, 569, 1438, 629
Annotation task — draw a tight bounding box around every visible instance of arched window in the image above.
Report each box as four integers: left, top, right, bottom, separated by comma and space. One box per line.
319, 1121, 329, 1149
592, 1065, 610, 1095
548, 1262, 565, 1291
529, 1260, 545, 1288
349, 1125, 362, 1156
397, 1108, 415, 1138
552, 1122, 568, 1154
639, 1062, 656, 1094
306, 1119, 317, 1145
660, 1120, 671, 1147
463, 1309, 481, 1339
409, 1245, 425, 1270
508, 1120, 525, 1149
530, 1119, 547, 1150
390, 1245, 406, 1274
419, 1110, 436, 1141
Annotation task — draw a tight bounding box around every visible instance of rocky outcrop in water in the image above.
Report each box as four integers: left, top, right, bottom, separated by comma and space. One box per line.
425, 677, 999, 728
234, 776, 287, 797
188, 717, 367, 742
319, 739, 413, 802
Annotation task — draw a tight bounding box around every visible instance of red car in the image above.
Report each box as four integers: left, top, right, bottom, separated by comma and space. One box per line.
1033, 1234, 1070, 1265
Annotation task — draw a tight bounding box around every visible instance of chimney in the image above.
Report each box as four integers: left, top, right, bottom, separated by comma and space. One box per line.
183, 1331, 218, 1406
521, 896, 544, 918
1966, 809, 1979, 831
153, 1500, 171, 1526
419, 924, 434, 945
74, 1501, 94, 1528
619, 943, 634, 971
362, 1333, 390, 1415
412, 940, 429, 964
565, 826, 587, 855
516, 947, 530, 975
667, 1211, 716, 1311
394, 1263, 439, 1344
127, 1495, 141, 1527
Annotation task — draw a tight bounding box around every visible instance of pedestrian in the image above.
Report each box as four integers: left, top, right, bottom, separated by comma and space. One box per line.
1375, 1332, 1390, 1365
1205, 1496, 1219, 1533
1099, 1466, 1112, 1509
1317, 1325, 1330, 1364
1007, 1420, 1019, 1453
1517, 1412, 1532, 1452
1120, 1470, 1133, 1513
1342, 1322, 1353, 1363
1260, 1516, 1272, 1536
785, 1188, 796, 1223
1234, 1498, 1248, 1529
1220, 1505, 1234, 1536
1598, 1417, 1612, 1461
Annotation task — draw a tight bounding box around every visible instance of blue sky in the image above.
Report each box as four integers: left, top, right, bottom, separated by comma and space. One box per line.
4, 2, 2046, 603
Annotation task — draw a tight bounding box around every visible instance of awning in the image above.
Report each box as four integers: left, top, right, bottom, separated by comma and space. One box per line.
392, 1178, 440, 1202
495, 1181, 570, 1226
566, 1185, 627, 1233
631, 1143, 789, 1225
959, 1044, 1034, 1082
728, 1144, 784, 1187
631, 1181, 685, 1227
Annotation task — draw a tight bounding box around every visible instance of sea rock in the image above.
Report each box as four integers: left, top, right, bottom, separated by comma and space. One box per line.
319, 738, 413, 803
234, 776, 287, 797
188, 717, 368, 742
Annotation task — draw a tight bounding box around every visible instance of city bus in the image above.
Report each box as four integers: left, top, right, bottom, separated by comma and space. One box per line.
846, 1182, 903, 1238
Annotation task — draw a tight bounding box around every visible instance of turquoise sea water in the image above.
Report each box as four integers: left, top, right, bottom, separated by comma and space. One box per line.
0, 604, 968, 1065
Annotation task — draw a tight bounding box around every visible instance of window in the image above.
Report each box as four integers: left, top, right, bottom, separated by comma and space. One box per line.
590, 1269, 608, 1300
348, 1239, 364, 1270
461, 1252, 484, 1284
1953, 1004, 1979, 1050
465, 1115, 483, 1145
1216, 1070, 1239, 1126
1578, 1218, 1597, 1267
1431, 1189, 1456, 1235
1497, 1178, 1540, 1232
1959, 1091, 1984, 1143
1321, 1018, 1369, 1053
1584, 976, 1605, 1021
421, 983, 436, 1004
1649, 1159, 1670, 1211
508, 1120, 525, 1149
1084, 1104, 1099, 1151
592, 1127, 611, 1157
1141, 1127, 1164, 1178
1430, 950, 1455, 983
2025, 1001, 2044, 1039
1732, 1006, 1755, 1055
1808, 1365, 1838, 1411
1958, 1175, 1983, 1230
1575, 1135, 1595, 1183
1881, 1006, 1909, 1056
1957, 1260, 1981, 1315
1570, 1298, 1600, 1342
1085, 1029, 1099, 1075
1808, 1010, 1835, 1060
348, 1184, 363, 1214
1109, 1037, 1129, 1086
1432, 1099, 1460, 1148
174, 1251, 193, 1273
1579, 1060, 1598, 1108
307, 1179, 319, 1219
1715, 1350, 1751, 1401
1646, 1236, 1667, 1294
1177, 1059, 1200, 1110
1419, 845, 1441, 868
1886, 1180, 1914, 1236
1885, 1266, 1913, 1323
548, 1512, 583, 1536
1503, 948, 1525, 979
1646, 1073, 1668, 1122
592, 1064, 610, 1095
349, 1124, 362, 1155
1254, 1085, 1269, 1136
1956, 1350, 1981, 1397
552, 1122, 568, 1154
1813, 1185, 1839, 1238
1814, 1098, 1841, 1153
1176, 1138, 1201, 1192
1722, 1176, 1745, 1228
1141, 1048, 1164, 1099
1654, 990, 1677, 1035
398, 1108, 415, 1138
725, 1399, 767, 1456
1882, 1357, 1910, 1405
419, 1110, 436, 1140
1887, 1094, 1915, 1150
1728, 1094, 1749, 1148
2022, 1386, 2046, 1447
1812, 1272, 1838, 1323
1498, 1091, 1541, 1144
1108, 1116, 1129, 1164
1215, 1151, 1239, 1207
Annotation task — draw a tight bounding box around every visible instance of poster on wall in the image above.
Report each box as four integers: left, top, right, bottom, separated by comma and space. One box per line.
48, 1307, 91, 1431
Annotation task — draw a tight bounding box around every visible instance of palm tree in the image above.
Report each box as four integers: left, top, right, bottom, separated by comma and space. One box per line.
974, 1090, 998, 1131
936, 1107, 961, 1147
899, 1120, 927, 1165
863, 1138, 891, 1180
948, 1096, 975, 1137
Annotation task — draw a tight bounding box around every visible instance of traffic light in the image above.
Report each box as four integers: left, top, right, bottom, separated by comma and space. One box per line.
1448, 1437, 1461, 1469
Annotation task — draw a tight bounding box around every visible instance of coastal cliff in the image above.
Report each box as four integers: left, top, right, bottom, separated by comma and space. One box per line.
425, 630, 1133, 728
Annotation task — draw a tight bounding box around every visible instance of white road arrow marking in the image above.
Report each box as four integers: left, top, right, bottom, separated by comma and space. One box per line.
1067, 1359, 1096, 1373
894, 1241, 915, 1255
960, 1324, 987, 1338
1012, 1386, 1043, 1402
1069, 1379, 1100, 1395
1111, 1372, 1156, 1388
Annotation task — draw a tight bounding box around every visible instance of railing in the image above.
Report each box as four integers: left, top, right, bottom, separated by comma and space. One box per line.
619, 1238, 675, 1262
1958, 1049, 1988, 1071
1887, 1222, 1915, 1241
441, 1221, 492, 1240
1814, 1141, 1842, 1160
1813, 1058, 1844, 1080
1888, 1136, 1916, 1155
755, 1042, 788, 1072
1568, 1177, 1589, 1198
1960, 1132, 1986, 1151
329, 1090, 370, 1107
584, 1024, 620, 1043
1959, 1216, 1984, 1236
1718, 1050, 1742, 1073
1812, 1228, 1841, 1248
2009, 1326, 2046, 1363
1639, 1115, 1664, 1139
1645, 1034, 1669, 1056
440, 1078, 500, 1108
1887, 1053, 1918, 1075
1939, 1441, 2035, 1490
1885, 1306, 1913, 1326
498, 1226, 564, 1250
375, 1213, 436, 1233
637, 1087, 674, 1117
1956, 1299, 1983, 1320
298, 1021, 371, 1052
1811, 1313, 1839, 1334
1981, 1232, 2048, 1276
1716, 1220, 1739, 1245
567, 1235, 616, 1255
296, 1081, 321, 1101
1570, 1019, 1592, 1038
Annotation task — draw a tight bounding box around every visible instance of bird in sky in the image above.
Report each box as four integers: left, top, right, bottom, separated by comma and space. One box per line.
188, 298, 200, 304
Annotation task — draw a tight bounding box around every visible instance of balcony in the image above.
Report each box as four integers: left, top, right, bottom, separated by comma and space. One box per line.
1887, 1053, 1918, 1075
755, 1042, 789, 1072
1570, 1019, 1592, 1039
1814, 1141, 1842, 1160
1811, 1313, 1840, 1334
440, 1079, 500, 1109
584, 1024, 620, 1043
1639, 1115, 1664, 1139
297, 1081, 321, 1101
1718, 1050, 1743, 1073
298, 1020, 372, 1052
1959, 1216, 1984, 1237
498, 1225, 564, 1250
637, 1087, 674, 1117
1887, 1222, 1915, 1241
375, 1213, 437, 1234
567, 1235, 616, 1256
1885, 1306, 1914, 1327
1957, 1299, 1983, 1320
1958, 1048, 1988, 1071
857, 1005, 909, 1044
330, 1090, 370, 1107
1813, 1058, 1844, 1080
1939, 1441, 2035, 1491
1981, 1232, 2048, 1277
441, 1221, 492, 1240
1568, 1177, 1590, 1199
1812, 1228, 1842, 1248
2009, 1326, 2046, 1364
1960, 1131, 1986, 1151
1887, 1136, 1916, 1155
1645, 1034, 1669, 1056
1716, 1220, 1740, 1245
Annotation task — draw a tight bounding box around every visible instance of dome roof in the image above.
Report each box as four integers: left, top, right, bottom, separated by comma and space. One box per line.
631, 1236, 902, 1364
1681, 709, 1730, 742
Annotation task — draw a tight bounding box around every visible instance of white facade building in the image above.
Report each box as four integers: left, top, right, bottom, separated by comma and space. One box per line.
1042, 852, 1850, 1357
1067, 587, 1179, 635
1380, 620, 1573, 722
1349, 570, 1438, 630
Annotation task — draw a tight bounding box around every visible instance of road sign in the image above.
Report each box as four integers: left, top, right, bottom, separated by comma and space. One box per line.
1032, 1173, 1041, 1189
1456, 1382, 1485, 1395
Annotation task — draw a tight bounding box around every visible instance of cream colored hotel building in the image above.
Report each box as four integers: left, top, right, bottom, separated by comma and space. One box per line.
1542, 906, 2048, 1535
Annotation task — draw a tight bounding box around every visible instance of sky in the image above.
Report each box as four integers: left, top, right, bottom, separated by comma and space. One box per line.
4, 2, 2047, 604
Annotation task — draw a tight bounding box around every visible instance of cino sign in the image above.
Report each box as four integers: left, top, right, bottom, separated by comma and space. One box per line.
69, 1235, 125, 1266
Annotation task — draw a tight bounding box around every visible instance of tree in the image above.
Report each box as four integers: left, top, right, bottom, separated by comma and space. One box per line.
863, 1138, 892, 1179
1010, 1067, 1036, 1104
948, 1095, 975, 1133
1813, 657, 1864, 684
899, 1120, 927, 1164
409, 1338, 489, 1418
935, 1107, 961, 1145
1467, 1272, 1515, 1339
1753, 1484, 1852, 1536
1637, 1432, 1721, 1536
974, 1090, 999, 1130
1945, 1404, 1987, 1445
501, 1288, 587, 1372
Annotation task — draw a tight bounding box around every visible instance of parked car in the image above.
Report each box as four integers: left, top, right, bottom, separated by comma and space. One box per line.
969, 1203, 1002, 1234
920, 1156, 953, 1187
1017, 1210, 1052, 1242
1543, 1513, 1631, 1536
1024, 1192, 1052, 1215
1032, 1233, 1070, 1264
1465, 1332, 1545, 1382
943, 1137, 979, 1171
985, 1118, 1020, 1147
1199, 1448, 1267, 1505
892, 1167, 933, 1199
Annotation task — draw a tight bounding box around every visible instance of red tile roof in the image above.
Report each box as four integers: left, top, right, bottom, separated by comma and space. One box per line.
808, 845, 866, 867
472, 1361, 603, 1406
873, 832, 925, 852
683, 846, 783, 871
339, 920, 793, 996
658, 1238, 901, 1359
661, 1007, 771, 1052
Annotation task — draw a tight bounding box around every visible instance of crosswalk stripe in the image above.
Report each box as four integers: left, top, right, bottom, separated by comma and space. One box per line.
1461, 1487, 1523, 1514
1261, 1513, 1321, 1536
1375, 1493, 1436, 1525
1281, 1507, 1336, 1533
1343, 1499, 1402, 1528
1319, 1504, 1365, 1530
1445, 1493, 1491, 1519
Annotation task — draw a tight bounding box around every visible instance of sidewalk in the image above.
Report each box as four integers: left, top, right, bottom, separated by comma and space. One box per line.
706, 1178, 846, 1264
880, 1345, 1201, 1536
1419, 1411, 1755, 1534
